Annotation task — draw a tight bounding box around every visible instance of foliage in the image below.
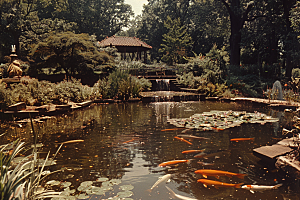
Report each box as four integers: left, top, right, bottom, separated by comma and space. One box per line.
0, 72, 152, 108
198, 83, 227, 97
49, 0, 133, 40
292, 68, 300, 79
106, 70, 152, 100
30, 32, 113, 78
159, 16, 193, 65
55, 78, 94, 103
136, 0, 228, 61
176, 45, 229, 88
0, 133, 63, 200
93, 78, 111, 99
20, 18, 77, 58
227, 65, 263, 97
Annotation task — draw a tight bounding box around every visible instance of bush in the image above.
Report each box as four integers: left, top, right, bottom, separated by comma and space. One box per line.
106, 70, 151, 100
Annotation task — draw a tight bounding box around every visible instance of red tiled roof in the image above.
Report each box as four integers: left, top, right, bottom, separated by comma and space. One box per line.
98, 35, 152, 49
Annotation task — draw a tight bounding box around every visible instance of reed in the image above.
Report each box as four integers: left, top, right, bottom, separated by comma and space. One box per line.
0, 116, 64, 200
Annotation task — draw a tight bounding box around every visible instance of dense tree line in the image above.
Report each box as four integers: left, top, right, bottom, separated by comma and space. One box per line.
0, 0, 300, 81
132, 0, 300, 80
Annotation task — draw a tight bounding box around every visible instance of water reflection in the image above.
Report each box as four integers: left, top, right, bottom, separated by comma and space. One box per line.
1, 101, 300, 199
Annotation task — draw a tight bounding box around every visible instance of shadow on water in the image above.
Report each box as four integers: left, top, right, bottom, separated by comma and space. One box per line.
1, 101, 300, 199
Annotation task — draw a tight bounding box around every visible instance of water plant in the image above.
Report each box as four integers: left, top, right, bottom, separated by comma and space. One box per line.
0, 118, 65, 200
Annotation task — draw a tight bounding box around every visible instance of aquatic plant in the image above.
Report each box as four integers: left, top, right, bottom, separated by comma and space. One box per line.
107, 70, 151, 100
168, 110, 279, 131
0, 118, 63, 200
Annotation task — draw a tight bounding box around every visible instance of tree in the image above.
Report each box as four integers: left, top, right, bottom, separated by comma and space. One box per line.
219, 0, 257, 66
137, 0, 229, 61
0, 0, 54, 57
187, 0, 229, 55
159, 16, 192, 65
20, 18, 77, 58
49, 0, 133, 40
30, 32, 113, 79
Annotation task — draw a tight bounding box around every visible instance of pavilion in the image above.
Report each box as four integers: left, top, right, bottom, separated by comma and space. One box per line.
98, 35, 152, 63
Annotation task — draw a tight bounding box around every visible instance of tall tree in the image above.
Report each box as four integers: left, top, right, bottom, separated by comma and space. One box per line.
159, 16, 192, 65
282, 0, 297, 79
137, 0, 229, 61
219, 0, 256, 66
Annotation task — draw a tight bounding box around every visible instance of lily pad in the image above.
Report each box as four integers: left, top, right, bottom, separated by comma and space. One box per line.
117, 191, 133, 198
61, 182, 72, 188
77, 185, 92, 192
46, 180, 61, 186
86, 186, 106, 195
167, 110, 279, 131
80, 181, 93, 187
120, 184, 134, 191
102, 179, 121, 187
110, 179, 122, 185
61, 187, 76, 196
76, 193, 90, 199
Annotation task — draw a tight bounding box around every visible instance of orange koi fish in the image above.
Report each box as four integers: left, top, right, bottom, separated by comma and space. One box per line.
159, 159, 191, 167
123, 138, 135, 144
182, 149, 206, 154
195, 169, 246, 179
230, 138, 254, 142
174, 136, 192, 145
62, 139, 84, 144
197, 179, 244, 189
161, 128, 186, 132
212, 127, 224, 131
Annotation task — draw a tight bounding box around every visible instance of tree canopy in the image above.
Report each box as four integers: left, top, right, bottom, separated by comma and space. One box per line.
0, 0, 299, 80
31, 32, 113, 78
159, 16, 192, 65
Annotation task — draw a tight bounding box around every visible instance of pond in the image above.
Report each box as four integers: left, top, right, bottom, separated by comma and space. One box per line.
1, 100, 299, 200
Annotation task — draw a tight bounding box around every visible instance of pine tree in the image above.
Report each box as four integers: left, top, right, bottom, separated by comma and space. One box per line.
159, 16, 193, 65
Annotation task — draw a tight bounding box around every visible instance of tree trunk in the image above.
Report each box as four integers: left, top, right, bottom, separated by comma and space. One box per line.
220, 0, 253, 66
282, 0, 296, 80
229, 29, 241, 66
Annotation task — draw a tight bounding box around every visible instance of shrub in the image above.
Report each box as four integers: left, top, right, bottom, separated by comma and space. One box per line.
107, 70, 151, 100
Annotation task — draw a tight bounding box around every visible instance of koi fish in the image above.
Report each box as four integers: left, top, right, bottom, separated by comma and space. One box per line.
194, 152, 207, 158
62, 139, 84, 144
211, 127, 224, 131
174, 136, 193, 145
159, 160, 191, 167
195, 169, 246, 179
123, 138, 135, 144
230, 138, 254, 142
148, 174, 172, 192
203, 150, 230, 159
197, 161, 214, 166
182, 149, 205, 154
197, 179, 244, 189
165, 186, 198, 200
241, 183, 282, 193
161, 128, 186, 132
177, 134, 209, 140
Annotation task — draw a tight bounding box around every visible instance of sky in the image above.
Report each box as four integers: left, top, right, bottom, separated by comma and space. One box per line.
125, 0, 148, 16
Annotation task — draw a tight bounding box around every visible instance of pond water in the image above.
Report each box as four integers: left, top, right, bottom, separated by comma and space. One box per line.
1, 101, 300, 200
